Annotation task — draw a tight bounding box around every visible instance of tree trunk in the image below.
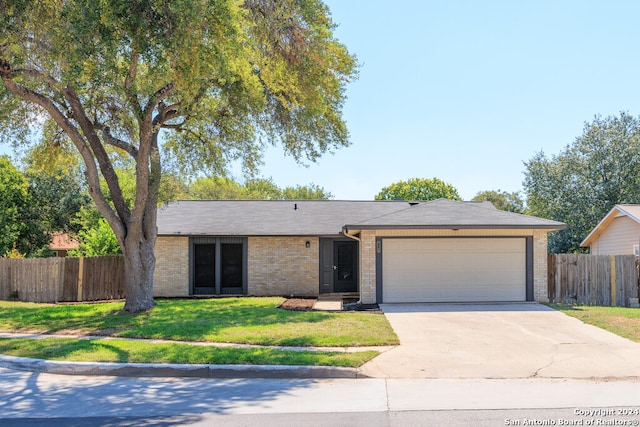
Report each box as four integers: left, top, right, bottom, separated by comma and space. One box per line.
122, 236, 156, 313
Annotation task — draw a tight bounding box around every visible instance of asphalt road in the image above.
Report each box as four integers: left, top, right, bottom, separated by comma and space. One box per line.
3, 408, 640, 427
2, 368, 640, 426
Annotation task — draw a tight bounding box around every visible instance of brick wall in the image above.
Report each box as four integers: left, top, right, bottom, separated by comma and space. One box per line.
248, 236, 319, 296
533, 230, 549, 302
153, 236, 189, 296
359, 230, 377, 304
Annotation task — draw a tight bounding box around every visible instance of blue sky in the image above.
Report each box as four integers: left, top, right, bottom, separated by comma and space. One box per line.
4, 1, 640, 201
255, 0, 640, 200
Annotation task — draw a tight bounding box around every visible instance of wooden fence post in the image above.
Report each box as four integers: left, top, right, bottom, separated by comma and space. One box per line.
610, 255, 616, 307
77, 257, 85, 302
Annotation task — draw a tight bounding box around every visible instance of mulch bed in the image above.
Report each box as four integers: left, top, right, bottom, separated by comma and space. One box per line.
278, 298, 316, 311
279, 297, 381, 312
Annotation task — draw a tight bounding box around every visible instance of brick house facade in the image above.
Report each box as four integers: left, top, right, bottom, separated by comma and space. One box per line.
153, 199, 564, 303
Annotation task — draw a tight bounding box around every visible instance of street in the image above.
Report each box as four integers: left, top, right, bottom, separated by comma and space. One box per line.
1, 368, 639, 426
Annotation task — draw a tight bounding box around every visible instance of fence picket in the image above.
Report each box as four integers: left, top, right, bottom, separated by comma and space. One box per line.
548, 254, 639, 306
0, 256, 125, 303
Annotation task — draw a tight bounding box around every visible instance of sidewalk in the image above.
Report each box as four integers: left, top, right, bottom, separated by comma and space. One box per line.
0, 332, 395, 379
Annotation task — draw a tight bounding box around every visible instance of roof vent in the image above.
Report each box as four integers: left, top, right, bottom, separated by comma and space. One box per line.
294, 203, 298, 210
408, 202, 419, 206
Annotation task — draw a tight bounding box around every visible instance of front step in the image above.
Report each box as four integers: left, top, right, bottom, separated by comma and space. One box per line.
312, 294, 343, 311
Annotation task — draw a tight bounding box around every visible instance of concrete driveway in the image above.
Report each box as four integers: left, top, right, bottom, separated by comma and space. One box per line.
359, 303, 640, 379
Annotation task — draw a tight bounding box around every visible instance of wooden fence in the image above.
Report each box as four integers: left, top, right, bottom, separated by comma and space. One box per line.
0, 256, 125, 303
548, 254, 640, 306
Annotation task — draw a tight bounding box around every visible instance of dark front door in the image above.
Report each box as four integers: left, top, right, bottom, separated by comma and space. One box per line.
333, 241, 358, 293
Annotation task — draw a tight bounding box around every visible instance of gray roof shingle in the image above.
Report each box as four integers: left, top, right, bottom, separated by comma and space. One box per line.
344, 198, 566, 231
157, 199, 565, 236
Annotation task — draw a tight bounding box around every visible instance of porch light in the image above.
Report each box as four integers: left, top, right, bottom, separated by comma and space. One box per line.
305, 241, 311, 248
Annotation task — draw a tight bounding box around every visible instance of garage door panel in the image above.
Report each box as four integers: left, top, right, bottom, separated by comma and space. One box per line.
382, 238, 526, 303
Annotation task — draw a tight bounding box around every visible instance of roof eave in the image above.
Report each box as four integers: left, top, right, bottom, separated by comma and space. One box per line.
344, 224, 566, 232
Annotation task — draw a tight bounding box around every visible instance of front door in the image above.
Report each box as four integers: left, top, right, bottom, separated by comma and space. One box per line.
320, 239, 358, 293
334, 241, 358, 292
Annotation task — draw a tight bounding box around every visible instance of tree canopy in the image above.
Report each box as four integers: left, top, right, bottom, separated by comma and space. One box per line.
0, 156, 47, 257
524, 112, 640, 253
375, 177, 461, 201
0, 0, 357, 312
472, 190, 524, 213
189, 176, 332, 200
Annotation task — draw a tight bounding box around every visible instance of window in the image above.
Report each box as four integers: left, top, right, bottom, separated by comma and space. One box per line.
191, 237, 246, 295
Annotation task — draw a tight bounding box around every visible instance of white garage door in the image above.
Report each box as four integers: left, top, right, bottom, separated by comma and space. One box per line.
382, 238, 526, 303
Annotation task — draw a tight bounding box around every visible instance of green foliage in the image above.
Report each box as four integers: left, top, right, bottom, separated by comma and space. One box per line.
70, 210, 121, 257
524, 112, 640, 253
0, 156, 48, 256
472, 190, 525, 213
375, 177, 461, 201
280, 183, 333, 200
1, 0, 356, 174
25, 167, 90, 234
188, 176, 332, 200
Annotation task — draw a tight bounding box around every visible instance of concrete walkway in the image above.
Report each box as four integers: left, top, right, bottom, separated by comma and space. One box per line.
360, 303, 640, 379
312, 295, 343, 311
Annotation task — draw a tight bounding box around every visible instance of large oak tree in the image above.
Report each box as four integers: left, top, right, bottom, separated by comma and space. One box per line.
0, 0, 356, 312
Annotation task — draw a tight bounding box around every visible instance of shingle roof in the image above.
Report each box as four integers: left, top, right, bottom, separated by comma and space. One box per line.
157, 199, 565, 236
344, 199, 566, 231
157, 200, 411, 236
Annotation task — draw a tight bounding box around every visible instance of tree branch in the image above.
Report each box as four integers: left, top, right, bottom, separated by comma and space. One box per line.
62, 85, 132, 225
143, 82, 175, 124
0, 66, 125, 240
124, 51, 143, 120
95, 123, 139, 159
13, 68, 60, 91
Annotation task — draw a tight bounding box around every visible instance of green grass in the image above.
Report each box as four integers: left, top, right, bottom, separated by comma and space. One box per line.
548, 303, 640, 342
0, 337, 378, 367
0, 297, 399, 347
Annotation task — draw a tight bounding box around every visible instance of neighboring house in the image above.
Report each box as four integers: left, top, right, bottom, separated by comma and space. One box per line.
49, 232, 79, 257
154, 199, 565, 304
581, 205, 640, 255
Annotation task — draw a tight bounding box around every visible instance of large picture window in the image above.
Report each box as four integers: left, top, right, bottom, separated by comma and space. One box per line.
191, 237, 246, 295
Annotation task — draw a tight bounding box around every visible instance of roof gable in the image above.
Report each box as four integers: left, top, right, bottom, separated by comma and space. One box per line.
581, 204, 640, 247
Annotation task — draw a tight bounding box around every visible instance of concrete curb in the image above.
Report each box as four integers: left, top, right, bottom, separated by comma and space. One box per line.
0, 354, 365, 379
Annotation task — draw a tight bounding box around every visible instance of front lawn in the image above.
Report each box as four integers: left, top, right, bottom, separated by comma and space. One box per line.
0, 297, 399, 347
0, 337, 378, 367
548, 304, 640, 342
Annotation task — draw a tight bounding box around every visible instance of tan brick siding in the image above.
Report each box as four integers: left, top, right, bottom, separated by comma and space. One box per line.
248, 237, 319, 296
359, 230, 377, 304
533, 230, 549, 302
153, 236, 189, 297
